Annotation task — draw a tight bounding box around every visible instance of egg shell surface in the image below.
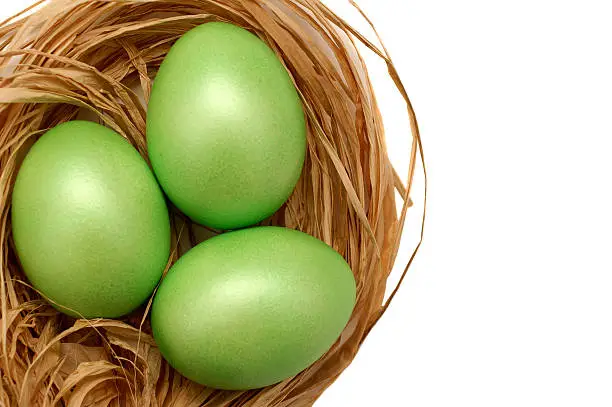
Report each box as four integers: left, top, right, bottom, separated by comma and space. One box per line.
146, 22, 306, 230
151, 226, 356, 390
11, 121, 171, 318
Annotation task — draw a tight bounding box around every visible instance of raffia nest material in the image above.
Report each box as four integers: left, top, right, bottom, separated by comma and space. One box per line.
0, 0, 424, 406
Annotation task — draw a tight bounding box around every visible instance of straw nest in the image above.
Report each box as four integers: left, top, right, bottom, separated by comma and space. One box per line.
0, 1, 423, 406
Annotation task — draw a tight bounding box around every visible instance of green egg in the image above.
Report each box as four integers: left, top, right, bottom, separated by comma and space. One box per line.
147, 22, 306, 230
11, 121, 170, 318
151, 226, 356, 390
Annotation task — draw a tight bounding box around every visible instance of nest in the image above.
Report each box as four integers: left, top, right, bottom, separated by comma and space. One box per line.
0, 1, 423, 406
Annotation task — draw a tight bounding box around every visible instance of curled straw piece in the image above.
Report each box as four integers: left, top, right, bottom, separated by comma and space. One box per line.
0, 0, 425, 406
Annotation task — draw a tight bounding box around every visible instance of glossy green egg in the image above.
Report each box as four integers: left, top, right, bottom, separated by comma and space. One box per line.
147, 22, 306, 230
11, 121, 170, 318
151, 226, 356, 390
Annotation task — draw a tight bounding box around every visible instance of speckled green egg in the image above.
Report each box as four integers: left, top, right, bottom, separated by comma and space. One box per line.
11, 121, 171, 318
146, 22, 306, 230
151, 226, 356, 390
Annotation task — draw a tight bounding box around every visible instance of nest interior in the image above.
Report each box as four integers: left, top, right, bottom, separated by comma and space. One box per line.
0, 1, 421, 406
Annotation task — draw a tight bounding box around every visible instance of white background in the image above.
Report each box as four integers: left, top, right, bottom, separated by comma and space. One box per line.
2, 1, 612, 406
